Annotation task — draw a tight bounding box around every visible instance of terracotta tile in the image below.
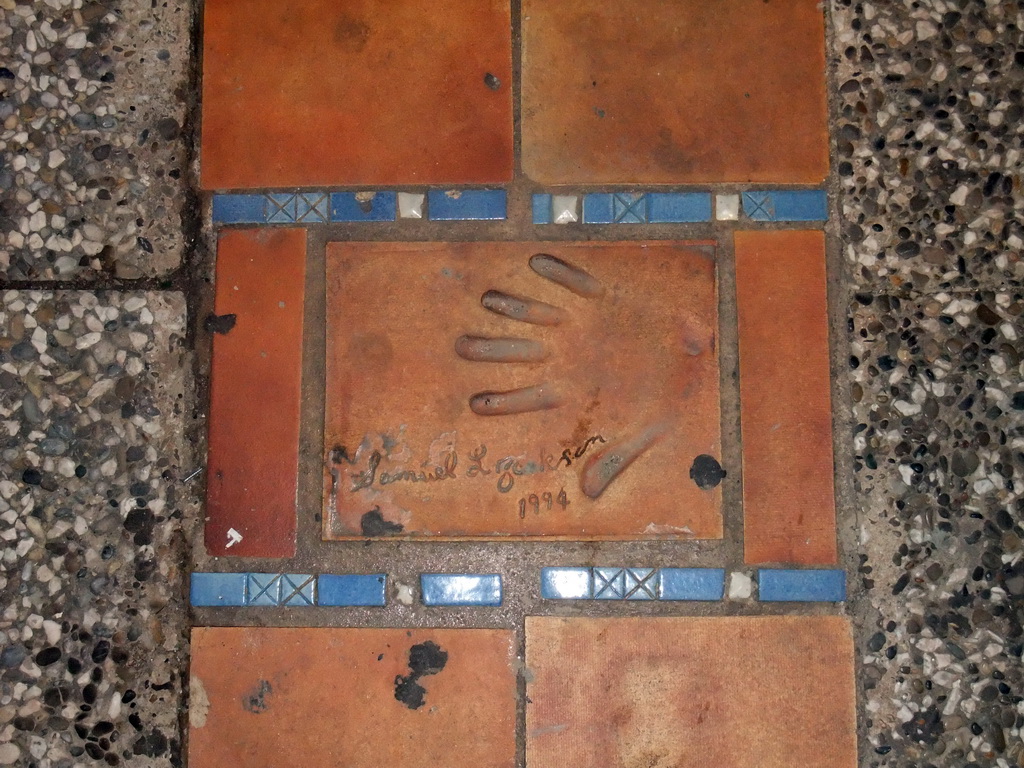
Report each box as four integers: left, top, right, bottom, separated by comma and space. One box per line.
205, 229, 306, 558
521, 0, 828, 185
201, 0, 513, 189
526, 616, 857, 768
323, 241, 722, 540
734, 230, 836, 564
189, 627, 516, 768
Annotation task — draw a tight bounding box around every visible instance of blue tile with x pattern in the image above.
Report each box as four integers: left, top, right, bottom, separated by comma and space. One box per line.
594, 568, 658, 599
612, 193, 648, 223
266, 192, 330, 224
741, 190, 828, 221
742, 192, 775, 221
246, 573, 316, 606
246, 573, 282, 606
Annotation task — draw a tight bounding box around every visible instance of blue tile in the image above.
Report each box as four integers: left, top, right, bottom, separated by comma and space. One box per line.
246, 573, 282, 606
420, 574, 502, 606
612, 193, 647, 223
330, 192, 397, 222
742, 191, 775, 221
758, 569, 846, 602
318, 574, 387, 606
743, 190, 827, 222
623, 568, 658, 599
648, 193, 712, 223
212, 194, 266, 224
659, 568, 725, 601
295, 193, 330, 222
593, 567, 626, 599
541, 567, 591, 599
771, 190, 828, 221
532, 193, 552, 224
280, 574, 316, 606
427, 190, 506, 221
266, 193, 294, 224
190, 573, 247, 607
582, 193, 614, 224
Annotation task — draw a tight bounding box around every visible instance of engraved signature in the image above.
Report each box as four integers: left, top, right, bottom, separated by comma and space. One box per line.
329, 434, 606, 494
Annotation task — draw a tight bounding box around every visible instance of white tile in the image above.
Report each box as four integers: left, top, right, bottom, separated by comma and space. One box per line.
397, 192, 425, 219
728, 571, 753, 599
552, 194, 578, 224
715, 193, 740, 221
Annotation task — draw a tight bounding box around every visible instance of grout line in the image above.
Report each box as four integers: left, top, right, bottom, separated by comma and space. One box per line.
716, 231, 744, 573
515, 614, 527, 768
510, 0, 523, 183
294, 228, 329, 568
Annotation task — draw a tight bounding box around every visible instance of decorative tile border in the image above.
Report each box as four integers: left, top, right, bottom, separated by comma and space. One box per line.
212, 190, 507, 224
190, 573, 386, 607
420, 574, 502, 606
191, 569, 844, 607
757, 569, 846, 602
540, 567, 726, 601
213, 189, 823, 225
531, 190, 826, 224
533, 192, 712, 224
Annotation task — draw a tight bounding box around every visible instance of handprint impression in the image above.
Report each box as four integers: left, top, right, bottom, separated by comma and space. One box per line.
456, 253, 677, 500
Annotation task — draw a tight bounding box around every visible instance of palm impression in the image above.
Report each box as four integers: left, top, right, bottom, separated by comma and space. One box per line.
457, 253, 683, 500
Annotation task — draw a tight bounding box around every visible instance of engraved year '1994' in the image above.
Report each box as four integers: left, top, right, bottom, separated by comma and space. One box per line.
518, 490, 570, 518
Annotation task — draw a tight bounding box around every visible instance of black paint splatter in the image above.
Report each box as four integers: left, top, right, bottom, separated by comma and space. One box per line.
689, 454, 725, 489
203, 313, 237, 335
242, 680, 272, 713
394, 641, 448, 710
361, 508, 403, 536
394, 675, 428, 710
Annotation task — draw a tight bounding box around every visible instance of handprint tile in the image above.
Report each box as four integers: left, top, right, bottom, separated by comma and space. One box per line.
323, 241, 723, 540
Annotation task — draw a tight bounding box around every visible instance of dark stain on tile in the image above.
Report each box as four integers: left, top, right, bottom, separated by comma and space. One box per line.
242, 680, 272, 714
361, 508, 404, 536
203, 313, 236, 335
689, 454, 725, 490
394, 641, 448, 710
332, 14, 371, 53
408, 642, 448, 676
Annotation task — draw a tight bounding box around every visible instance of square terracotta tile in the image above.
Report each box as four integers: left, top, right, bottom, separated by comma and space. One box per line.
201, 0, 513, 189
526, 616, 857, 768
734, 230, 837, 565
521, 0, 829, 185
205, 229, 306, 558
189, 627, 516, 768
323, 241, 722, 540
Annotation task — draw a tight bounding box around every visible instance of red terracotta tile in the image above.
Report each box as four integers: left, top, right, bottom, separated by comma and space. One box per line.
201, 0, 513, 189
205, 229, 306, 558
189, 627, 517, 768
323, 241, 722, 540
526, 616, 857, 768
734, 230, 836, 565
521, 0, 829, 185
